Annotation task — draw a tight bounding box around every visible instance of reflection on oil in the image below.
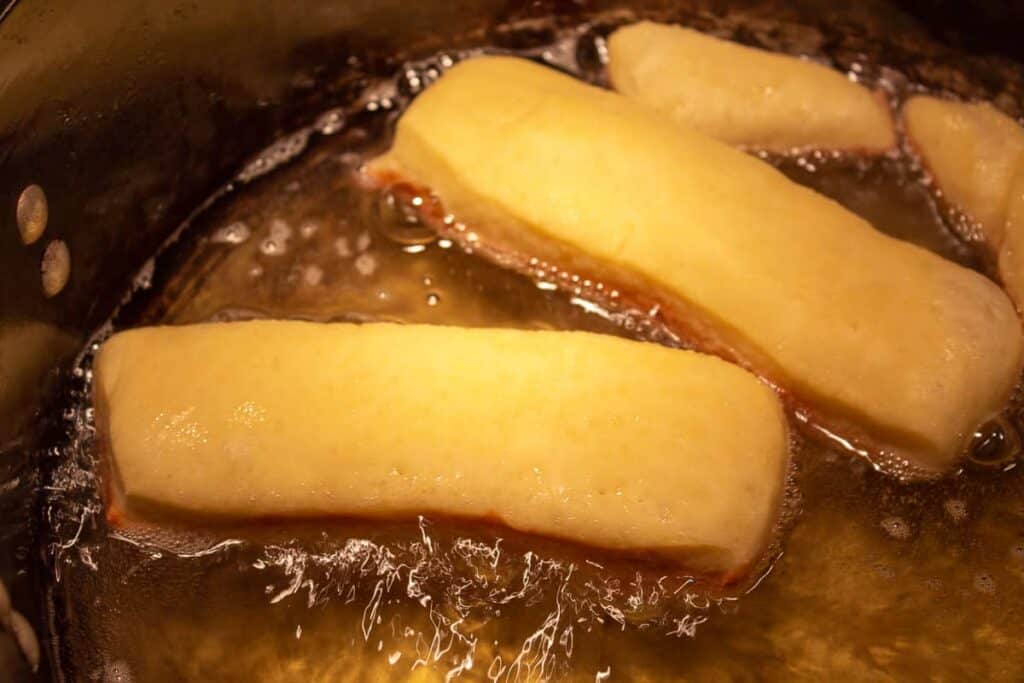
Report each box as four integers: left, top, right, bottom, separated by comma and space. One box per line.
0, 321, 76, 444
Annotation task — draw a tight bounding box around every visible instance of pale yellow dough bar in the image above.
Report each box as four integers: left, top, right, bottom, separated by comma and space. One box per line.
95, 321, 790, 578
367, 56, 1023, 472
903, 96, 1024, 249
606, 22, 896, 154
903, 95, 1024, 308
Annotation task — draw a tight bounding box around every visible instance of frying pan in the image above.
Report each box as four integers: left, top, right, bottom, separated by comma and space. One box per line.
1, 1, 1022, 680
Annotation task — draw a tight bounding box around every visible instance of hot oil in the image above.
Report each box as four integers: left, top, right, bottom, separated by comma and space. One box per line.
44, 9, 1024, 682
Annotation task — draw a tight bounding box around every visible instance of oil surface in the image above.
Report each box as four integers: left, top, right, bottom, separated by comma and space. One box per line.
42, 7, 1024, 682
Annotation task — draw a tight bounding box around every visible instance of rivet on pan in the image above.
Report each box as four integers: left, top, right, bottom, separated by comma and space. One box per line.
41, 239, 71, 297
16, 184, 48, 244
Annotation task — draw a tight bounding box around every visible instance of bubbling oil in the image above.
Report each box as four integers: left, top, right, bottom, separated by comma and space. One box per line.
42, 6, 1024, 682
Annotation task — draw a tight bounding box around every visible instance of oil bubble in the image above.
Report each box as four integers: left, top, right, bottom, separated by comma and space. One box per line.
1010, 542, 1024, 562
260, 219, 292, 256
259, 238, 285, 256
943, 499, 967, 523
339, 152, 361, 167
873, 562, 895, 579
237, 130, 310, 182
334, 237, 352, 258
356, 231, 372, 253
967, 419, 1020, 468
269, 218, 292, 242
355, 253, 377, 277
303, 265, 323, 287
315, 109, 346, 135
211, 221, 251, 245
973, 573, 996, 594
881, 516, 911, 540
103, 660, 133, 682
374, 192, 437, 246
574, 26, 611, 79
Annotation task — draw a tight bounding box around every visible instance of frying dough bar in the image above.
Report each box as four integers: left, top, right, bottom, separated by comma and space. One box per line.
606, 21, 897, 154
367, 56, 1023, 473
96, 321, 790, 580
902, 96, 1024, 309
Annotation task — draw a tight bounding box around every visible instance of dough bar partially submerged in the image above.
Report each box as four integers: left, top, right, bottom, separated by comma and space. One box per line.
95, 321, 790, 580
903, 95, 1024, 250
367, 56, 1023, 473
903, 95, 1024, 309
607, 22, 896, 154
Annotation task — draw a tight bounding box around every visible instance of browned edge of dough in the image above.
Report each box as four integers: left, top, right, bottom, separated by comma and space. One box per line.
94, 322, 779, 588
362, 168, 962, 480
106, 496, 752, 588
93, 367, 130, 528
